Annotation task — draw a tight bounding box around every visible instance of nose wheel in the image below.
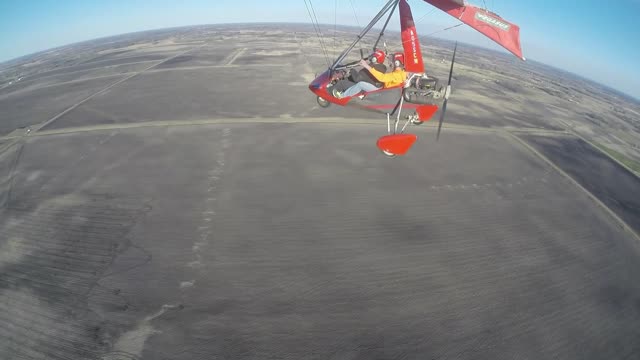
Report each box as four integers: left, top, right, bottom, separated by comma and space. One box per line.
317, 96, 330, 108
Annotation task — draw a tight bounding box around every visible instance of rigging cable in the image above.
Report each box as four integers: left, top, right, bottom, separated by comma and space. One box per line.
415, 7, 437, 24
309, 0, 332, 66
303, 0, 331, 67
425, 23, 463, 37
400, 6, 438, 48
333, 0, 338, 53
308, 0, 329, 53
349, 0, 362, 30
398, 6, 437, 48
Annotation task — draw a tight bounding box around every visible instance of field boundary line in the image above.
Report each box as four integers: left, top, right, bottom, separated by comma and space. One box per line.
507, 131, 640, 243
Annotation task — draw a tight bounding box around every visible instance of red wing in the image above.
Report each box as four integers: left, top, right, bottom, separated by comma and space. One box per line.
423, 0, 525, 60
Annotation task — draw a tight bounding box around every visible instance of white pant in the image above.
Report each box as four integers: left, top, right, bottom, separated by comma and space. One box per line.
342, 81, 380, 98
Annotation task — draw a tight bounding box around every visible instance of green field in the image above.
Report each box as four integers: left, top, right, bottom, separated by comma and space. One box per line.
595, 142, 640, 175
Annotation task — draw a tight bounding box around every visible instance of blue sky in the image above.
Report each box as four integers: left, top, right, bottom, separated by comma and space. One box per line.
1, 0, 639, 98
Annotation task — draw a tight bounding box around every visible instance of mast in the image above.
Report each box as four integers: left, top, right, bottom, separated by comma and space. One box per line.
399, 0, 425, 73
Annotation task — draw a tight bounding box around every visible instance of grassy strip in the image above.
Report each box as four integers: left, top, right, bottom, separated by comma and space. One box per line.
594, 142, 640, 174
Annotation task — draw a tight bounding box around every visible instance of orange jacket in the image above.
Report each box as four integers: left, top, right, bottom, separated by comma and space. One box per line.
368, 67, 407, 88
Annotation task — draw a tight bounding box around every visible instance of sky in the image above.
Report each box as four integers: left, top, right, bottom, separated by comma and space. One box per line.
1, 0, 639, 98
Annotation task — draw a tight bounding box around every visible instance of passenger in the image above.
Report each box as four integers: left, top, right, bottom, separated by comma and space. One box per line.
336, 52, 407, 99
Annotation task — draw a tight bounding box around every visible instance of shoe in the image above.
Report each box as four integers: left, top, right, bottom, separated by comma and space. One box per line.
335, 90, 343, 99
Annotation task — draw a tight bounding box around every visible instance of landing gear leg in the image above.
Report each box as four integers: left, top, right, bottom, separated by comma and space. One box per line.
375, 97, 418, 157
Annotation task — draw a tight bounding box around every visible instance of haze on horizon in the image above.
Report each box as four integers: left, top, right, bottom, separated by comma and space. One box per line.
1, 0, 639, 99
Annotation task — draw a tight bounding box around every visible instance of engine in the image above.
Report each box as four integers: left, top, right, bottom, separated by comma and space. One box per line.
403, 75, 443, 104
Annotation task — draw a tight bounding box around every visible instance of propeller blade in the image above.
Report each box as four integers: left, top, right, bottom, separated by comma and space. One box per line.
436, 41, 457, 141
447, 42, 457, 84
436, 97, 448, 141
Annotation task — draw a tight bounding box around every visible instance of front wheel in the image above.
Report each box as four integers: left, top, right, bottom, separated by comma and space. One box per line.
317, 96, 330, 108
381, 149, 396, 157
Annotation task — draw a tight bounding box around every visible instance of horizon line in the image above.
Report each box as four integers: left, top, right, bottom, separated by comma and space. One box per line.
1, 21, 638, 102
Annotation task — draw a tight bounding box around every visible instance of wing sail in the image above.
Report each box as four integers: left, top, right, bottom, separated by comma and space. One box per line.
399, 0, 425, 73
423, 0, 525, 60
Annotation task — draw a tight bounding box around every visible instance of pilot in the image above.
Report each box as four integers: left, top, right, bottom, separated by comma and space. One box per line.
350, 49, 388, 85
332, 49, 387, 94
336, 52, 407, 99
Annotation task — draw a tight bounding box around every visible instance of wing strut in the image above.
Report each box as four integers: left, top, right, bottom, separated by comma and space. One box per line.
372, 0, 400, 52
330, 0, 399, 71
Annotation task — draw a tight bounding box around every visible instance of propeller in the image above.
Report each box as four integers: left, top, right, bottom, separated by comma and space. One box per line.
436, 41, 457, 141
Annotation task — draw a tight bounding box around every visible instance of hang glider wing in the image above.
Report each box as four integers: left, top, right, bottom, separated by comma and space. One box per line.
423, 0, 525, 60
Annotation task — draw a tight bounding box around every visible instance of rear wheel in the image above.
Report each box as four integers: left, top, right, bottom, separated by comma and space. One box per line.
407, 114, 423, 125
317, 96, 330, 108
